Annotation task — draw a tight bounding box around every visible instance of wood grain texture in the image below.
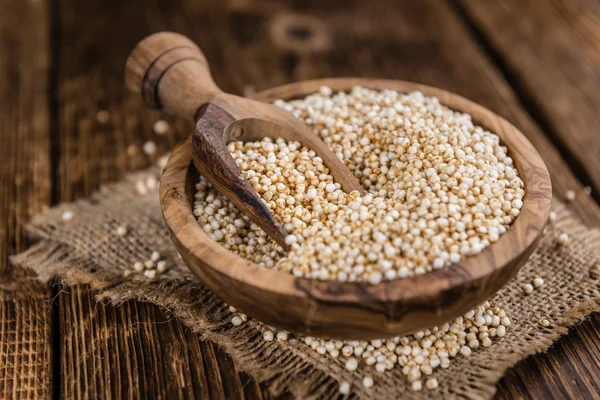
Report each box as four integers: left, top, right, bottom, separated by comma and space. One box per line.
0, 0, 53, 398
51, 1, 238, 399
0, 0, 593, 398
161, 77, 552, 339
458, 0, 600, 201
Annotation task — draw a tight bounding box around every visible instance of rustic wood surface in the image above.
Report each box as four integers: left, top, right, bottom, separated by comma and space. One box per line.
0, 0, 54, 398
458, 0, 600, 202
1, 0, 599, 398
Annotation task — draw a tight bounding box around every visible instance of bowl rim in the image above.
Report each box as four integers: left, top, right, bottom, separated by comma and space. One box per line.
160, 78, 551, 312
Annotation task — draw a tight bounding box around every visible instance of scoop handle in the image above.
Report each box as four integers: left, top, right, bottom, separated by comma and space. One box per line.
125, 32, 222, 119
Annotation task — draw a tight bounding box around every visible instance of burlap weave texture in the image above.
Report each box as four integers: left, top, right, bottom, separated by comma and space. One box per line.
12, 166, 600, 399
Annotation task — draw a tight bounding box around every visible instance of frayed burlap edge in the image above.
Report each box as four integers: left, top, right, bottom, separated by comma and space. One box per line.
11, 167, 600, 400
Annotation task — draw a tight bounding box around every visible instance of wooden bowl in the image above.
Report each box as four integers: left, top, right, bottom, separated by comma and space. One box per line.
160, 78, 552, 340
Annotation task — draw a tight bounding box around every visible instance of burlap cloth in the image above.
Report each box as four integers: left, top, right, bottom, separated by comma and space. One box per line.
11, 165, 600, 399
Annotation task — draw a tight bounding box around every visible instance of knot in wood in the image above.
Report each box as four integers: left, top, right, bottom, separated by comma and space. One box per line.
269, 13, 330, 54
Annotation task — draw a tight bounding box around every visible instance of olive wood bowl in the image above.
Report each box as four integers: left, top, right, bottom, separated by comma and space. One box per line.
160, 78, 552, 340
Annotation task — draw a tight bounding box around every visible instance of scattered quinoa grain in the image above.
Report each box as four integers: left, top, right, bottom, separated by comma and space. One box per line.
145, 176, 158, 190
425, 377, 439, 390
135, 180, 148, 195
362, 376, 374, 389
143, 141, 157, 155
533, 277, 544, 288
133, 261, 144, 272
156, 260, 167, 273
565, 190, 576, 202
144, 260, 154, 269
540, 319, 551, 327
151, 251, 161, 262
116, 225, 127, 237
276, 331, 288, 341
231, 315, 243, 326
411, 380, 422, 392
584, 186, 592, 195
263, 330, 274, 341
338, 381, 350, 395
153, 119, 170, 135
61, 210, 74, 221
123, 269, 131, 277
557, 233, 569, 246
345, 357, 358, 372
144, 269, 156, 279
299, 302, 507, 390
522, 283, 534, 295
548, 211, 557, 223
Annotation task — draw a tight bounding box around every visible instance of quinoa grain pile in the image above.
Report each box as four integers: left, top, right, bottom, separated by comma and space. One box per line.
193, 87, 525, 283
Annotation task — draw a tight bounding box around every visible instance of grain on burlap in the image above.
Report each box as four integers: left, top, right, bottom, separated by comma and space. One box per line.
11, 165, 600, 399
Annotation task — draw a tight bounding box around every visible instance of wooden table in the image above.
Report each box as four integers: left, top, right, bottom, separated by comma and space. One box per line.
2, 0, 600, 398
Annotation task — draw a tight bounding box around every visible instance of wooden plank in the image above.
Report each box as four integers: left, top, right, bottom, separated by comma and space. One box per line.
0, 0, 54, 398
52, 0, 600, 399
498, 314, 600, 399
53, 0, 240, 398
457, 0, 600, 201
59, 286, 224, 399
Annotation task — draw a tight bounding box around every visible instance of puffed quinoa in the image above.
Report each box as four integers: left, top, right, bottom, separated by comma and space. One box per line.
156, 260, 167, 273
194, 87, 524, 283
145, 176, 158, 190
153, 119, 170, 135
338, 381, 350, 395
540, 319, 551, 327
231, 315, 243, 326
565, 190, 576, 202
116, 225, 127, 237
263, 330, 274, 341
144, 269, 156, 279
548, 211, 557, 223
133, 261, 144, 272
143, 141, 157, 155
62, 210, 74, 221
362, 376, 374, 389
425, 377, 439, 390
345, 357, 358, 372
558, 233, 569, 246
135, 180, 148, 195
411, 380, 422, 392
522, 283, 534, 295
533, 276, 544, 288
299, 302, 508, 391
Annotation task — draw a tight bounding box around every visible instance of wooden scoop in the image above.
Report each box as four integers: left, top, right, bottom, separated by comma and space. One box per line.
125, 32, 364, 249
